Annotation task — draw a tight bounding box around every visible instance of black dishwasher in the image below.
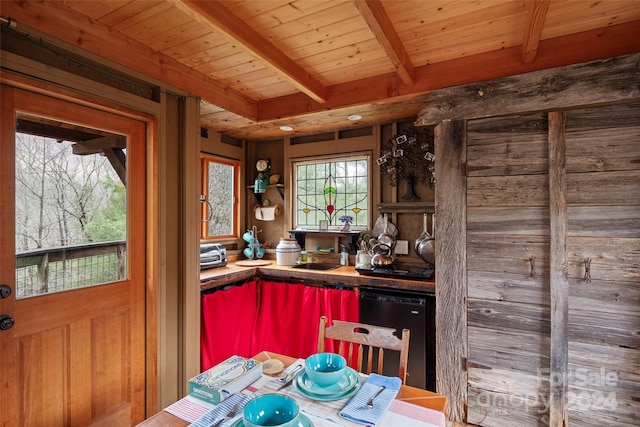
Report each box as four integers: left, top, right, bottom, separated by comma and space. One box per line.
359, 287, 436, 391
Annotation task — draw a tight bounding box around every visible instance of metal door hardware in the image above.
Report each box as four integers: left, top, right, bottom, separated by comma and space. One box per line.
0, 315, 15, 330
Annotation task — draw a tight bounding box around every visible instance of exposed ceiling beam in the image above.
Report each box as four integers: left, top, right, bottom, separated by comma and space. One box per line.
0, 0, 258, 120
72, 135, 126, 154
353, 0, 414, 86
521, 0, 551, 64
169, 0, 327, 104
258, 20, 640, 121
102, 148, 127, 186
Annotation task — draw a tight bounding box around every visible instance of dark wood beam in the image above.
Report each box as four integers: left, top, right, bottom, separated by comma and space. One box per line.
521, 0, 551, 64
415, 53, 640, 126
353, 0, 414, 86
169, 0, 327, 104
72, 135, 126, 154
103, 147, 127, 186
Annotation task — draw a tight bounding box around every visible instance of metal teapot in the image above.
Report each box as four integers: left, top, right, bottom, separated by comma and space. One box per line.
370, 243, 394, 268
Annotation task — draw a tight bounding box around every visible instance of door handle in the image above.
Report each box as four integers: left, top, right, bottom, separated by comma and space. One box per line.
0, 315, 14, 330
0, 285, 11, 299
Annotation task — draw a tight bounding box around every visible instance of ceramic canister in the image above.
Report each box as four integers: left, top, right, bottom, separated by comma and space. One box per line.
276, 238, 301, 266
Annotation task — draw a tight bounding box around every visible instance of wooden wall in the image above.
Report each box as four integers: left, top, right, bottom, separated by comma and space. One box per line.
423, 53, 640, 426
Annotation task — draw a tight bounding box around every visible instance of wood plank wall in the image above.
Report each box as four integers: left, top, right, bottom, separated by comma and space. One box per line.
466, 113, 552, 425
464, 104, 639, 426
423, 53, 640, 427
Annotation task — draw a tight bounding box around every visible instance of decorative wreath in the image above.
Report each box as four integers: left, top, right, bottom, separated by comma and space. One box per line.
377, 125, 435, 186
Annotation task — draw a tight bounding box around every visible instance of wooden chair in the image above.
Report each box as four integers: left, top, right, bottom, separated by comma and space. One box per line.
316, 315, 411, 384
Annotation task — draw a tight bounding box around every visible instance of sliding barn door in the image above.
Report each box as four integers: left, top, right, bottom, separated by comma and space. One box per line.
563, 102, 640, 426
465, 113, 552, 425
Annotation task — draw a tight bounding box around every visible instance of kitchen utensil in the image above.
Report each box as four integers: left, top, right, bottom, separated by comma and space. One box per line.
365, 385, 386, 408
377, 214, 396, 249
212, 401, 242, 427
370, 243, 394, 268
414, 213, 430, 254
416, 213, 435, 266
277, 374, 299, 391
277, 365, 303, 390
371, 214, 397, 237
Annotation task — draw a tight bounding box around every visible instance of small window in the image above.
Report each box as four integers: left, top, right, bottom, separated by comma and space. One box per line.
293, 154, 370, 230
200, 155, 239, 239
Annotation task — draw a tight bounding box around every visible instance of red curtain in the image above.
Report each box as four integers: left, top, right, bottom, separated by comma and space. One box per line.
200, 279, 359, 371
252, 281, 359, 359
200, 280, 259, 371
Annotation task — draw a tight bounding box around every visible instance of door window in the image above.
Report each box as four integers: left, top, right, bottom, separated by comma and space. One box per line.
15, 114, 127, 298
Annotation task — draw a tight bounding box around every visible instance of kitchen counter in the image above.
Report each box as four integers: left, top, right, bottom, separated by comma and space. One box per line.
200, 262, 435, 293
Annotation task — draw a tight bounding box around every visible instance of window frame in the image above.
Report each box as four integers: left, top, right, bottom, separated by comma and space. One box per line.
292, 152, 372, 231
200, 154, 240, 240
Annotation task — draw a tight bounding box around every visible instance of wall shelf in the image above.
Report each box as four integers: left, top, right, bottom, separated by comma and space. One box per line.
287, 229, 362, 254
377, 202, 435, 213
247, 184, 284, 203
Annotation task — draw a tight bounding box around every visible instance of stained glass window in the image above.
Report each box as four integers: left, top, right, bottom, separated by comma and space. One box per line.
294, 154, 370, 229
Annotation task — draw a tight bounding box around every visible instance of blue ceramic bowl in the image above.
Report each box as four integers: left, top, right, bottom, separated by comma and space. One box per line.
243, 394, 299, 427
304, 352, 347, 387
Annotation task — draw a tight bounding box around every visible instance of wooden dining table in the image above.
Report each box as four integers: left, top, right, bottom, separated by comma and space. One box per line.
136, 351, 447, 427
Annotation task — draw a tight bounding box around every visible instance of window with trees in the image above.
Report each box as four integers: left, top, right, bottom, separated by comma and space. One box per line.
15, 115, 127, 298
293, 154, 370, 230
200, 154, 239, 239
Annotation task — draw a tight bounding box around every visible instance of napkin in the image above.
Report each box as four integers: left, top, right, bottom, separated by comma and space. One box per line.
339, 373, 402, 425
189, 393, 251, 427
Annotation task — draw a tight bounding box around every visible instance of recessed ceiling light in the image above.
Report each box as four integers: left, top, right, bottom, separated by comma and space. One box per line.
280, 125, 293, 131
348, 114, 362, 121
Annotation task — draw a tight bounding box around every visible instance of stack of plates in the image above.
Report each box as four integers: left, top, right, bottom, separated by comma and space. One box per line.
231, 414, 314, 427
293, 367, 362, 401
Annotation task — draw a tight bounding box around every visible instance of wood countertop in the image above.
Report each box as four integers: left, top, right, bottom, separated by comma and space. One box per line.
200, 262, 435, 293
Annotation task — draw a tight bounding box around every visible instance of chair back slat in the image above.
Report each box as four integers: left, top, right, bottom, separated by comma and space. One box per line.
316, 315, 410, 384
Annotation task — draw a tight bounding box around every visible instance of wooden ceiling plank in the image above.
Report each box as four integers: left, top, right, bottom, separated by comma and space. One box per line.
521, 0, 551, 64
258, 20, 640, 124
353, 0, 414, 85
3, 0, 258, 120
169, 0, 327, 103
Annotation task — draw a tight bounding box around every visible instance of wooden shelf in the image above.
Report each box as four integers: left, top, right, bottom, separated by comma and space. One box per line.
287, 229, 362, 254
377, 202, 434, 213
247, 184, 284, 203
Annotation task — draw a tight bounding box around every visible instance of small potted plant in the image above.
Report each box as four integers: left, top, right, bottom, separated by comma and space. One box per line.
339, 215, 354, 232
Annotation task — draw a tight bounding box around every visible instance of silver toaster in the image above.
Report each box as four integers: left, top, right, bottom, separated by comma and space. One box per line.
200, 243, 227, 269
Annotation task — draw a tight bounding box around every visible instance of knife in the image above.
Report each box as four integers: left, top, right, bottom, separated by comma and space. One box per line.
277, 365, 303, 390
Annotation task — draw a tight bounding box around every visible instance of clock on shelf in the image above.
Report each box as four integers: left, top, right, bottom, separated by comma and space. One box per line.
254, 158, 271, 194
256, 158, 271, 174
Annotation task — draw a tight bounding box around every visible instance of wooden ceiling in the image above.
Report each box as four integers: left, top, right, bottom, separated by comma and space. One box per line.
3, 1, 640, 141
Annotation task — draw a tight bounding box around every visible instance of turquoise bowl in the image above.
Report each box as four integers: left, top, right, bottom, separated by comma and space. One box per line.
243, 394, 299, 427
304, 352, 347, 387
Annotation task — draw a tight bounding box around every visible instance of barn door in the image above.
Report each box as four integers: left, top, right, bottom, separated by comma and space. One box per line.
562, 103, 640, 426
0, 86, 147, 426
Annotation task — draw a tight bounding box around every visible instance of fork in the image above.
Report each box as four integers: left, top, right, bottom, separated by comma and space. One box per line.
211, 401, 242, 427
365, 385, 386, 408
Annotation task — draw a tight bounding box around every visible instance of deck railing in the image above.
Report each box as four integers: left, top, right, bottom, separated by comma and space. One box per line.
15, 241, 126, 298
